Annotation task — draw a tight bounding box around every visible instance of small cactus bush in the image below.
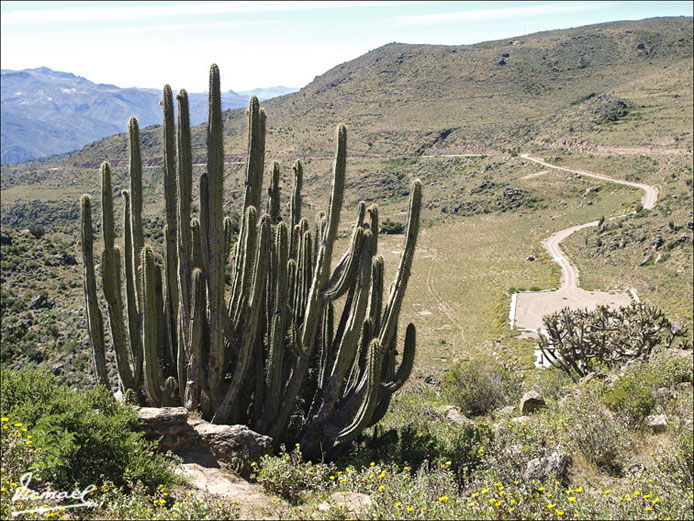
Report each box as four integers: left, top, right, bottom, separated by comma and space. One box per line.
79, 64, 422, 458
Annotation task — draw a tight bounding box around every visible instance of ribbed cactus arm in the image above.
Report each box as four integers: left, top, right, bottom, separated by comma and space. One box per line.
122, 190, 143, 391
301, 124, 347, 348
320, 226, 365, 301
380, 323, 416, 393
378, 179, 422, 350
100, 163, 135, 391
206, 64, 227, 407
176, 89, 193, 336
80, 194, 108, 386
289, 160, 303, 257
141, 245, 164, 405
213, 216, 271, 424
333, 337, 383, 442
320, 201, 366, 301
268, 161, 281, 223
127, 118, 144, 310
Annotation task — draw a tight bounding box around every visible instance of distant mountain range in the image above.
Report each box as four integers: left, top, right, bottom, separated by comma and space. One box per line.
0, 67, 297, 164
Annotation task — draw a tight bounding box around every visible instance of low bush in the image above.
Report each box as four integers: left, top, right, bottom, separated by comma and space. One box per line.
559, 395, 627, 473
0, 368, 178, 492
602, 375, 657, 428
442, 359, 522, 417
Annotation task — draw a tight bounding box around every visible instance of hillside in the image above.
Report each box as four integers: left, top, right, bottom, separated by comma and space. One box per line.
13, 16, 687, 172
0, 67, 296, 164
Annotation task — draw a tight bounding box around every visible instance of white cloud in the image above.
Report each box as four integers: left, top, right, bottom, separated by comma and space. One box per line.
2, 1, 426, 25
391, 3, 612, 26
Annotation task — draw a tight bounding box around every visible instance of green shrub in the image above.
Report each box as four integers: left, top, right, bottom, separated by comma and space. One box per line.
254, 445, 336, 504
559, 396, 627, 473
442, 359, 522, 417
380, 218, 405, 234
0, 368, 178, 492
603, 376, 657, 428
659, 427, 694, 490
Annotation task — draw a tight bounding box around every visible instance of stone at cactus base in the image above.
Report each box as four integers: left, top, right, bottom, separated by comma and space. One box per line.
194, 423, 272, 477
138, 407, 197, 452
519, 390, 547, 414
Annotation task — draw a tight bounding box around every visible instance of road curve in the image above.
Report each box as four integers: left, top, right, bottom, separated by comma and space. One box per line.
520, 154, 659, 291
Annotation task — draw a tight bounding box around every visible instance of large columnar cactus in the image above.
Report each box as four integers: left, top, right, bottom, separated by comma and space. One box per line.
79, 64, 422, 457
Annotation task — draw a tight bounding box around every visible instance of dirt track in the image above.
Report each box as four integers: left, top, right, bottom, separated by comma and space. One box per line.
513, 154, 659, 333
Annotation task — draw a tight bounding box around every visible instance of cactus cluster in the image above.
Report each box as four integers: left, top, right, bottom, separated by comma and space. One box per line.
80, 64, 422, 457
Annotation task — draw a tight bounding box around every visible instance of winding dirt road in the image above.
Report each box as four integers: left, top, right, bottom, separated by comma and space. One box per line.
513, 154, 659, 333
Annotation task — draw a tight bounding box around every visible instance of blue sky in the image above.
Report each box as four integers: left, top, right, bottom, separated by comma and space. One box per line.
1, 1, 692, 92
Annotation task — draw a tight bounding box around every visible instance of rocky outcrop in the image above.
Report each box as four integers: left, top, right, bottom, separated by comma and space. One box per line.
524, 450, 571, 481
519, 391, 547, 414
136, 407, 272, 478
138, 407, 197, 452
194, 423, 272, 476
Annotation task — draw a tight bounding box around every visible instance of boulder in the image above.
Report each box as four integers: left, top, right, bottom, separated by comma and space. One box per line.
524, 450, 571, 481
444, 406, 476, 426
519, 391, 546, 414
29, 294, 54, 310
645, 414, 668, 433
0, 231, 11, 246
54, 252, 77, 265
318, 492, 373, 517
138, 407, 197, 452
194, 423, 272, 477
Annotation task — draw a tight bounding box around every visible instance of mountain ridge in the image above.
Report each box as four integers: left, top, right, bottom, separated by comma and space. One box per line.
0, 67, 298, 164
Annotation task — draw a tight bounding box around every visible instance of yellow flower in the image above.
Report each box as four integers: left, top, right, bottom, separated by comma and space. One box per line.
495, 500, 502, 507
603, 490, 610, 494
370, 462, 375, 466
556, 510, 564, 516
25, 441, 32, 445
547, 504, 555, 509
646, 507, 653, 511
568, 497, 576, 502
378, 485, 385, 491
395, 502, 401, 508
438, 495, 449, 503
477, 448, 484, 454
404, 466, 410, 471
378, 471, 386, 479
633, 491, 640, 496
13, 423, 22, 427
481, 489, 489, 495
445, 461, 452, 466
471, 492, 479, 498
329, 476, 335, 480
538, 487, 545, 492
653, 498, 661, 504
0, 418, 8, 422
513, 481, 518, 485
406, 507, 413, 512
575, 487, 583, 493
644, 494, 651, 499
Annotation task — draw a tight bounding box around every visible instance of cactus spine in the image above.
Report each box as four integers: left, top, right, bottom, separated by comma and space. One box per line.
80, 65, 422, 459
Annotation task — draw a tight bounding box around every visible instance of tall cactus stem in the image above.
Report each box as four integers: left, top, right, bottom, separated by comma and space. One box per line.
128, 117, 144, 309
80, 194, 108, 386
